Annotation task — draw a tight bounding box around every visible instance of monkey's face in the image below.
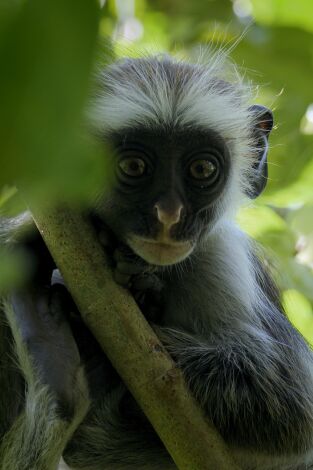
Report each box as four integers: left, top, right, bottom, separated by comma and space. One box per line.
94, 127, 231, 266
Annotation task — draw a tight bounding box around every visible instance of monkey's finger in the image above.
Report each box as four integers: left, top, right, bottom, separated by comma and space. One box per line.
113, 270, 131, 287
131, 273, 163, 292
115, 261, 148, 276
113, 245, 147, 265
133, 290, 146, 305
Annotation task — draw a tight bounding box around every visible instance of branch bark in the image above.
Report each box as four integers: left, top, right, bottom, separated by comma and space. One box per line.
30, 204, 239, 470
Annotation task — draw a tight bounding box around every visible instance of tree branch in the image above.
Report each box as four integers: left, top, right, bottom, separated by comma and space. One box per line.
30, 204, 239, 470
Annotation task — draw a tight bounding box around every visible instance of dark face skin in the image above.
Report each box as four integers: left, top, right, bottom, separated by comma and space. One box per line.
95, 126, 231, 265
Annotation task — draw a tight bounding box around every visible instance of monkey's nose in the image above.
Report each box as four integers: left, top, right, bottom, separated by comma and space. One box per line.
154, 203, 183, 228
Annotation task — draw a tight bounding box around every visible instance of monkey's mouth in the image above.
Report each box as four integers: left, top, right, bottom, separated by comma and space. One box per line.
127, 236, 194, 266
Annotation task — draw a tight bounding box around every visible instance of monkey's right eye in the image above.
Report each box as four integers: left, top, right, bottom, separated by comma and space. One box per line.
119, 158, 146, 177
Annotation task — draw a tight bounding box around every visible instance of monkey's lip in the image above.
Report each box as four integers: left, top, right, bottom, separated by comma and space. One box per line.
127, 236, 194, 266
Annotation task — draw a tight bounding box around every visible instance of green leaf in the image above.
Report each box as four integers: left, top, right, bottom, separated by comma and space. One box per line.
0, 0, 109, 201
283, 288, 313, 344
0, 248, 30, 294
251, 0, 313, 32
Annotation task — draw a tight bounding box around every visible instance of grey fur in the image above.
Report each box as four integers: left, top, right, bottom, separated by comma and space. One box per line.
1, 54, 313, 470
0, 302, 89, 469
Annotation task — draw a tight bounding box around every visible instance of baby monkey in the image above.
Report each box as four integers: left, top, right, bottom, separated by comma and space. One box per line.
1, 54, 313, 470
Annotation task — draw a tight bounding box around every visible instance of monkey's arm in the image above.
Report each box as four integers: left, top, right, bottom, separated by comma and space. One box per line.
0, 287, 89, 470
0, 314, 24, 440
157, 314, 313, 461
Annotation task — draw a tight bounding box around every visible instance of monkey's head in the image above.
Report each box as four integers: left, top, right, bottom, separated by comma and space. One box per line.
89, 55, 273, 266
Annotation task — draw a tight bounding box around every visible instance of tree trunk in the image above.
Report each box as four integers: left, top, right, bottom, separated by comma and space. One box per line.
30, 204, 239, 470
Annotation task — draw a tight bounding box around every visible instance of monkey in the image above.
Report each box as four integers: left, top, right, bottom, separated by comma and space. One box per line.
1, 53, 313, 470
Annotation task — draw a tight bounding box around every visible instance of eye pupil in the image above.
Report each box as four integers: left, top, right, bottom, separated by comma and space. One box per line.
119, 157, 146, 177
190, 159, 216, 180
195, 164, 203, 174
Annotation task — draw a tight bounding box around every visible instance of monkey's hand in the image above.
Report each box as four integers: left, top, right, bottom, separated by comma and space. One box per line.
96, 222, 164, 321
10, 284, 89, 417
113, 245, 164, 322
97, 227, 164, 322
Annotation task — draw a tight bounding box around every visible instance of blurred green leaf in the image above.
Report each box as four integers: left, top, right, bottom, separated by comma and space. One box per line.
0, 248, 30, 294
283, 289, 313, 344
0, 0, 108, 202
0, 186, 17, 208
251, 0, 313, 32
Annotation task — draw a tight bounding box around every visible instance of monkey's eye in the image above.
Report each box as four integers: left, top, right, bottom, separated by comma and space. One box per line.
119, 158, 146, 177
189, 159, 217, 180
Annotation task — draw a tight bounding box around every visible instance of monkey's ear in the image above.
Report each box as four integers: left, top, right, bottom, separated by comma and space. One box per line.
247, 105, 274, 199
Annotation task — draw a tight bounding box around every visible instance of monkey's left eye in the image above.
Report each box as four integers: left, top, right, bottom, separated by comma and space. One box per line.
119, 158, 146, 177
189, 159, 217, 180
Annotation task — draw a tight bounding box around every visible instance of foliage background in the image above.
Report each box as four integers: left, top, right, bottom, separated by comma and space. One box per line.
0, 0, 313, 340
